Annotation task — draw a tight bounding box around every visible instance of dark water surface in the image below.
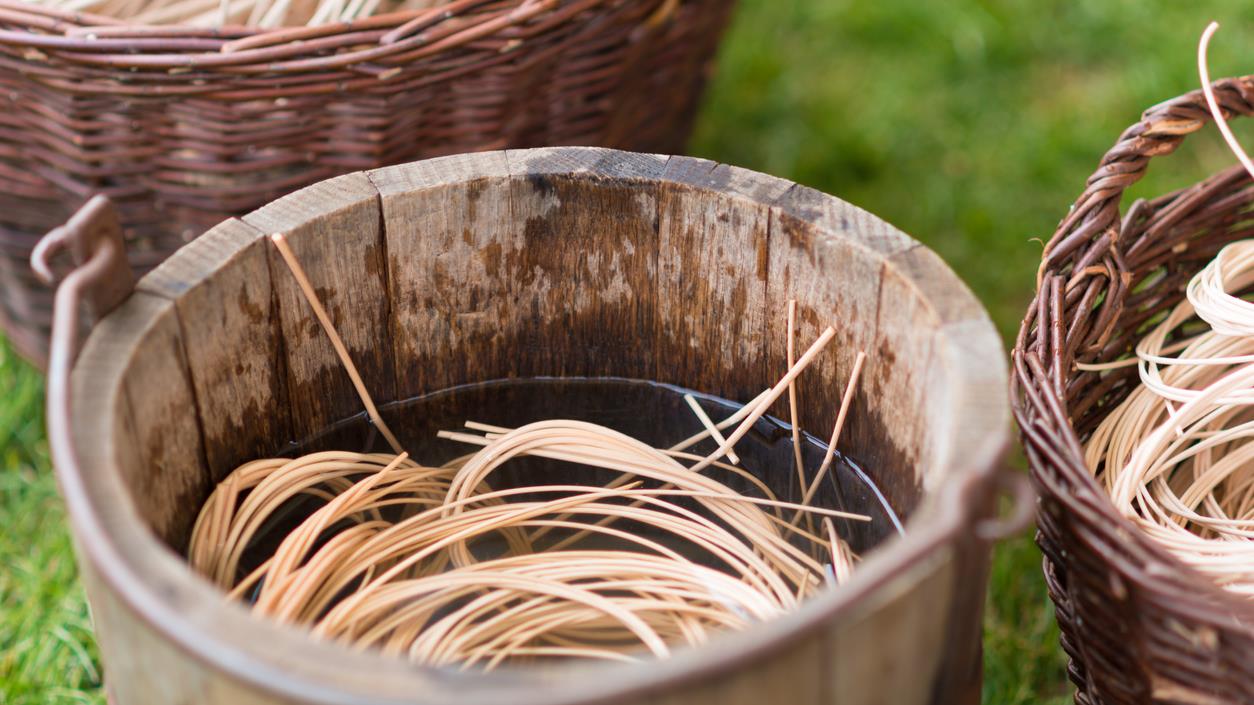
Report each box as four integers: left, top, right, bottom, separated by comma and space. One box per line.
281, 377, 903, 559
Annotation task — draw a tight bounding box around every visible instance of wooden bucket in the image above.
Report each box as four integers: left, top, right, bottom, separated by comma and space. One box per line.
38, 147, 1023, 705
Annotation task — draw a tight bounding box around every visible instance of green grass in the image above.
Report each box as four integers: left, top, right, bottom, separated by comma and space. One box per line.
0, 339, 103, 705
3, 1, 1254, 702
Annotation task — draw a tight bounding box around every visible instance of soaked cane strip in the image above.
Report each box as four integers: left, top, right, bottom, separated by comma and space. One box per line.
1199, 22, 1254, 183
683, 394, 739, 465
823, 517, 855, 586
785, 300, 818, 538
464, 330, 844, 550
786, 300, 808, 493
269, 233, 404, 455
687, 328, 837, 477
668, 388, 772, 452
799, 351, 867, 512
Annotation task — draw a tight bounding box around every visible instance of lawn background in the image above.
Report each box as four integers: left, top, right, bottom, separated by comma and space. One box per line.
3, 1, 1254, 703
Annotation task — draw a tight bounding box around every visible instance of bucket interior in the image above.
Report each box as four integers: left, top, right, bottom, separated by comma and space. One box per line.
72, 150, 1004, 665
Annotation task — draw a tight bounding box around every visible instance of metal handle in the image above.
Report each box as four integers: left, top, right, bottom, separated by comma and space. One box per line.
931, 448, 1036, 545
973, 468, 1035, 542
32, 195, 136, 431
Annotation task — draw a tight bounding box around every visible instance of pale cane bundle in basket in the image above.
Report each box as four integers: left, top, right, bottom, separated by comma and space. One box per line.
1012, 75, 1254, 705
0, 0, 735, 365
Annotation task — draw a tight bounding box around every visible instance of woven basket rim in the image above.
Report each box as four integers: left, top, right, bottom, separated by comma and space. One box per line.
1011, 73, 1254, 630
0, 0, 732, 370
0, 0, 668, 68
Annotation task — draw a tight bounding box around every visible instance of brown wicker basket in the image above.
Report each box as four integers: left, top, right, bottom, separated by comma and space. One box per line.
0, 0, 735, 366
1012, 76, 1254, 705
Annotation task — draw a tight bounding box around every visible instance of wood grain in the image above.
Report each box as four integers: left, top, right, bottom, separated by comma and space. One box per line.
368, 151, 514, 399
505, 147, 667, 380
655, 156, 788, 400
139, 217, 289, 481
243, 172, 394, 442
76, 290, 208, 550
870, 245, 994, 509
648, 632, 826, 705
766, 186, 920, 512
829, 546, 957, 705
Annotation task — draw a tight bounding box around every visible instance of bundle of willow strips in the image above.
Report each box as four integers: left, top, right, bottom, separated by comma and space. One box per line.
1079, 22, 1254, 598
23, 0, 444, 28
187, 231, 874, 667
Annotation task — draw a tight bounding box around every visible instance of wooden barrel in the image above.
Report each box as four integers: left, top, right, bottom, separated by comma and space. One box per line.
41, 147, 1018, 705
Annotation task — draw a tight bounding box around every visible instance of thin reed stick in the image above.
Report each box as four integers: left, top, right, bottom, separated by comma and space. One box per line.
786, 299, 807, 494
683, 394, 739, 465
801, 351, 866, 508
269, 233, 404, 455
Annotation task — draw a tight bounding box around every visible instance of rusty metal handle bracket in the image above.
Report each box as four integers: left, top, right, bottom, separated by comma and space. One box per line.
31, 195, 136, 370
973, 468, 1036, 542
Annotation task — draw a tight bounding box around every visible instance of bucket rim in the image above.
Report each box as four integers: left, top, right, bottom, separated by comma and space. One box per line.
51, 147, 1012, 704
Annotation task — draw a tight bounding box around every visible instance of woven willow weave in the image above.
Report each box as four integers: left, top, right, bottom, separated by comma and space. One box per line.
1013, 75, 1254, 705
0, 0, 735, 364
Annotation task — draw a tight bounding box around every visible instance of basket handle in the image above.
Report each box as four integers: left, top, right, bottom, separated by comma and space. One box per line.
1040, 76, 1254, 281
31, 195, 135, 376
1024, 75, 1254, 373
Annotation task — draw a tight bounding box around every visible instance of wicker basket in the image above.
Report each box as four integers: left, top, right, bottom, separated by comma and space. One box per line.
1012, 76, 1254, 705
0, 0, 735, 366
